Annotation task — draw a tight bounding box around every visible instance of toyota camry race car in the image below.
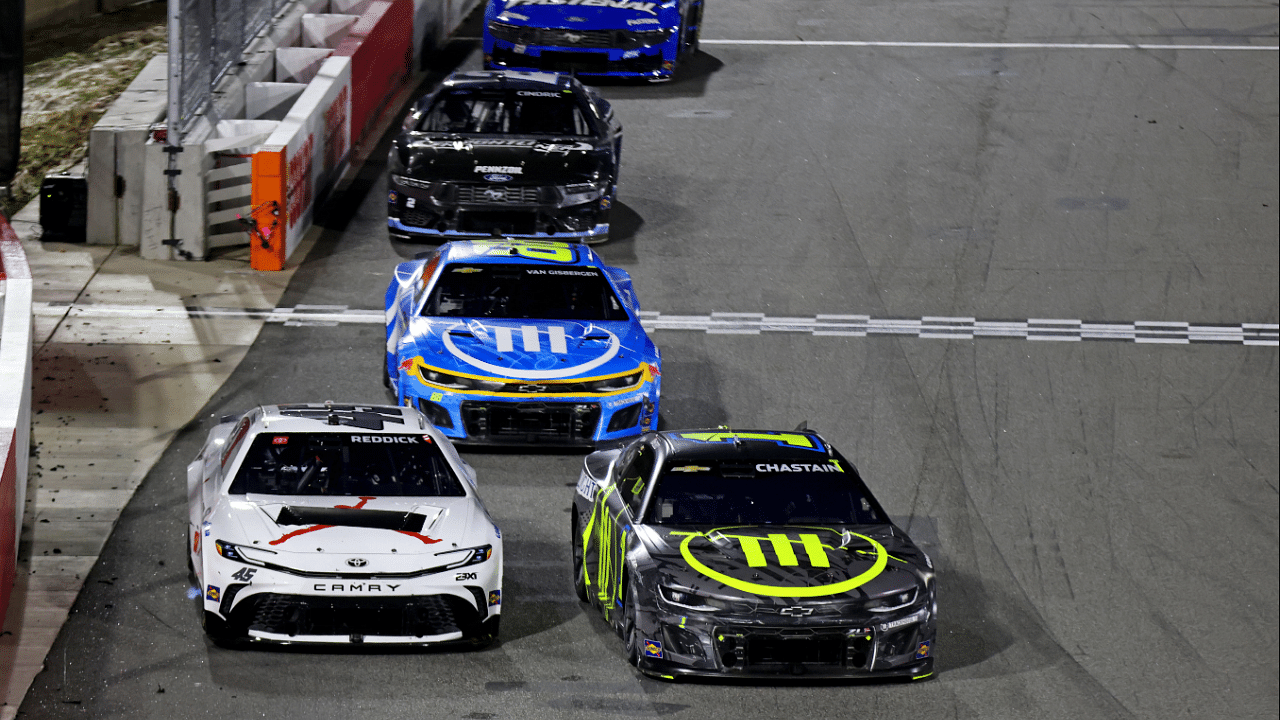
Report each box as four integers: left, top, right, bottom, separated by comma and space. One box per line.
483, 0, 703, 81
571, 429, 937, 680
187, 403, 503, 646
385, 239, 661, 446
388, 71, 622, 242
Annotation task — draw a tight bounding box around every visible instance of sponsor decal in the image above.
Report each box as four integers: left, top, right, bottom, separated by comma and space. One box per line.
676, 431, 818, 449
456, 572, 479, 581
272, 436, 289, 445
576, 474, 598, 500
669, 465, 709, 473
494, 523, 502, 539
350, 435, 421, 443
675, 530, 889, 598
430, 392, 445, 402
475, 165, 523, 174
627, 16, 660, 24
489, 589, 502, 606
507, 0, 658, 13
878, 609, 928, 633
622, 50, 640, 59
566, 16, 586, 21
499, 10, 529, 19
517, 90, 561, 97
440, 323, 621, 380
425, 138, 594, 153
916, 641, 932, 659
605, 396, 640, 409
203, 520, 212, 537
312, 583, 402, 592
483, 173, 513, 182
468, 239, 578, 263
755, 462, 844, 473
388, 191, 397, 202
206, 585, 220, 601
193, 530, 200, 553
643, 639, 664, 658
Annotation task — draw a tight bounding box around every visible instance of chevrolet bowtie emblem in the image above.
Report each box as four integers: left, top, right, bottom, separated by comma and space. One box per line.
779, 606, 814, 616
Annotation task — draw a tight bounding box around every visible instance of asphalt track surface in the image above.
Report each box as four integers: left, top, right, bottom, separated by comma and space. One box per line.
19, 0, 1279, 717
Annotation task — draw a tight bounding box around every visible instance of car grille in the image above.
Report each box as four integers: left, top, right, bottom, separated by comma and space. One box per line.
231, 593, 480, 639
456, 184, 543, 205
461, 401, 600, 444
489, 22, 672, 50
491, 46, 667, 74
713, 626, 875, 673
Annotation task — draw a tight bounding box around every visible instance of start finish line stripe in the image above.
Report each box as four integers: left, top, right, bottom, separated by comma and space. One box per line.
700, 39, 1278, 52
31, 303, 1280, 346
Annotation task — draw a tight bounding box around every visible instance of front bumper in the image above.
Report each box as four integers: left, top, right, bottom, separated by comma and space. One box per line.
634, 605, 937, 680
202, 559, 502, 645
484, 39, 677, 80
388, 186, 611, 243
407, 386, 658, 446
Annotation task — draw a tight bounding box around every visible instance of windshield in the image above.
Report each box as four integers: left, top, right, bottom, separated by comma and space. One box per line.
228, 433, 465, 497
647, 460, 888, 526
416, 88, 591, 136
424, 263, 630, 321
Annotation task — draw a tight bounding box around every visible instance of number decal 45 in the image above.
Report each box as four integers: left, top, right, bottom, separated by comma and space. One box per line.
230, 567, 257, 582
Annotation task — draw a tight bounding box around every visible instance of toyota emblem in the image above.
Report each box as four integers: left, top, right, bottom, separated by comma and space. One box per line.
346, 558, 368, 568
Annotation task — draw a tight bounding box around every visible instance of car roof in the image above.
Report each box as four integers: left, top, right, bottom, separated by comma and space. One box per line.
442, 70, 578, 93
434, 239, 605, 269
656, 429, 836, 462
249, 403, 431, 434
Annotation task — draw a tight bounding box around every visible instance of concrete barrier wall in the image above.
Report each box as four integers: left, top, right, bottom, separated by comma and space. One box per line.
250, 56, 353, 270
333, 0, 414, 149
85, 0, 463, 262
0, 213, 34, 628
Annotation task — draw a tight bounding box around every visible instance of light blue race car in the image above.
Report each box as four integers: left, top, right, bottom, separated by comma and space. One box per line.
384, 239, 661, 446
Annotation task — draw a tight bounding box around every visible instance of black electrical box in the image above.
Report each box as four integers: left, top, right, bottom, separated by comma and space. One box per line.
39, 173, 88, 242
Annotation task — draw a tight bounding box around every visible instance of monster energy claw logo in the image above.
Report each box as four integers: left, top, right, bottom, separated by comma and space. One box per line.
679, 530, 888, 598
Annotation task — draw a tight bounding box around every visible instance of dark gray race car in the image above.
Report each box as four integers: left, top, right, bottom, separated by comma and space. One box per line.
387, 70, 622, 243
570, 429, 936, 680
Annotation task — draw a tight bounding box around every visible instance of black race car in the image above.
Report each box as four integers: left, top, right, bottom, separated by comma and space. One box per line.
387, 70, 623, 243
571, 429, 936, 680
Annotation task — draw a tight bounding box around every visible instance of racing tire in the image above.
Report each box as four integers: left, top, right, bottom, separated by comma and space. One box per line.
202, 611, 240, 648
467, 616, 501, 648
571, 516, 590, 602
621, 582, 640, 666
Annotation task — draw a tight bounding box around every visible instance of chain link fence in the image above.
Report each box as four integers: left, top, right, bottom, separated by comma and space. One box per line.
173, 0, 289, 135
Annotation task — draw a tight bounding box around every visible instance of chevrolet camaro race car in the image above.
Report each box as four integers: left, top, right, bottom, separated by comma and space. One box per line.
387, 70, 622, 242
571, 429, 937, 680
483, 0, 703, 81
385, 239, 661, 446
187, 403, 503, 646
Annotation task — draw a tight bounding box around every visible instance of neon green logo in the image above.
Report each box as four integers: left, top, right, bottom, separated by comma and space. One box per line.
468, 239, 577, 264
675, 431, 816, 448
677, 530, 887, 598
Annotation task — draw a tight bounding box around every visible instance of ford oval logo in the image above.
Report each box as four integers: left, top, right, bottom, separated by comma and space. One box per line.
346, 558, 368, 568
483, 173, 512, 182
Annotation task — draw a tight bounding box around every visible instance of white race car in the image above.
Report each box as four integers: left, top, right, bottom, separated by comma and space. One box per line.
187, 403, 502, 646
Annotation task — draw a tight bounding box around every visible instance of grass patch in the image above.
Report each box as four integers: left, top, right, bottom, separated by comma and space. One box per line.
2, 19, 166, 219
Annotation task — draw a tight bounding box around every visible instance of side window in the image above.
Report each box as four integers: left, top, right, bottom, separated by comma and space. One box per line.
616, 443, 655, 516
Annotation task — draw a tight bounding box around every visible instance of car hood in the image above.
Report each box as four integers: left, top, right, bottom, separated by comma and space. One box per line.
401, 317, 652, 382
636, 524, 927, 605
213, 494, 485, 573
396, 136, 605, 185
493, 0, 678, 29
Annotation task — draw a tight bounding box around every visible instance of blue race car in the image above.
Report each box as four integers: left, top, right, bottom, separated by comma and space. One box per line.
483, 0, 704, 82
385, 239, 661, 446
